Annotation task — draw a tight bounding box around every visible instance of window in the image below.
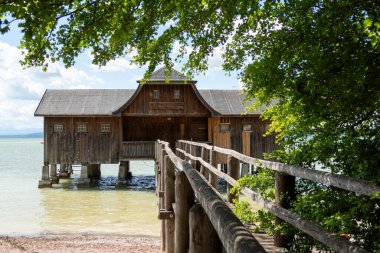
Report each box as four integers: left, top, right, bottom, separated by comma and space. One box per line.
174, 90, 180, 99
54, 124, 64, 133
100, 123, 111, 133
219, 123, 230, 132
153, 90, 160, 99
242, 124, 252, 131
77, 123, 87, 133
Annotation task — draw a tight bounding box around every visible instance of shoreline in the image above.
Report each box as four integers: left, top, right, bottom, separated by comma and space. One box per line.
0, 233, 160, 253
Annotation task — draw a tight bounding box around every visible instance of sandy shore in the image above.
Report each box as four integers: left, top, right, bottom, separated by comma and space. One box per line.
0, 234, 160, 253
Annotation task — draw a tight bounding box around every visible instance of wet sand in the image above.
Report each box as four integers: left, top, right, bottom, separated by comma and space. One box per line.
0, 234, 160, 253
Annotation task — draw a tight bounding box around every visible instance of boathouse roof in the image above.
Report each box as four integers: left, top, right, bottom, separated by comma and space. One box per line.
34, 88, 264, 117
35, 67, 266, 117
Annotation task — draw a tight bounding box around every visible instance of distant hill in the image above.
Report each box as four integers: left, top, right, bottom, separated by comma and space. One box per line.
0, 132, 43, 138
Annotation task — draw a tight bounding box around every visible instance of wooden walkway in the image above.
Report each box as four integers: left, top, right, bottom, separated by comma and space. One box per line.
155, 140, 378, 253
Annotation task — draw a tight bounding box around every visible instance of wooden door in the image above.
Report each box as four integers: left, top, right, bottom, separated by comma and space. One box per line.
242, 131, 251, 156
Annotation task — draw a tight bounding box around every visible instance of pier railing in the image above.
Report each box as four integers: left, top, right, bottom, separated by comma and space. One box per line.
155, 140, 267, 253
171, 140, 379, 253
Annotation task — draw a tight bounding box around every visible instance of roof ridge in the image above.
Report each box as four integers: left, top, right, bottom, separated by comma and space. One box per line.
148, 66, 188, 81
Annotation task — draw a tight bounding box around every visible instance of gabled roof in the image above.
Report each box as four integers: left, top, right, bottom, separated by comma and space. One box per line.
34, 88, 263, 116
35, 67, 266, 117
34, 89, 135, 116
199, 90, 263, 116
139, 66, 196, 83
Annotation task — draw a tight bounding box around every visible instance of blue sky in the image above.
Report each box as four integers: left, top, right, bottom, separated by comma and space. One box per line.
0, 26, 241, 135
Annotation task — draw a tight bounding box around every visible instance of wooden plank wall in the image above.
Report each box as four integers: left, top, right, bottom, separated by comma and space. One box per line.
210, 117, 277, 160
123, 116, 208, 148
120, 141, 155, 159
122, 84, 210, 116
44, 116, 120, 165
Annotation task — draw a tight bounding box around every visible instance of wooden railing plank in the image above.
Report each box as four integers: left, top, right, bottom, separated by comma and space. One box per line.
176, 147, 369, 253
177, 140, 380, 198
180, 159, 267, 253
157, 140, 266, 253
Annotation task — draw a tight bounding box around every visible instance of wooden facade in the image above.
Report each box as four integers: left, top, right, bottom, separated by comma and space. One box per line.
44, 116, 120, 164
35, 67, 276, 167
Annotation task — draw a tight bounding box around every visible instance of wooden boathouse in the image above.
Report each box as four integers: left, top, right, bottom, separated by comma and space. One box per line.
34, 67, 275, 187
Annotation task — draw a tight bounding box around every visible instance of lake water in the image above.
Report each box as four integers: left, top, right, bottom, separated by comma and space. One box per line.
0, 138, 160, 236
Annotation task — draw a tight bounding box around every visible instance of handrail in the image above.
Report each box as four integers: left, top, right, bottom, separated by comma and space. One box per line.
177, 140, 380, 198
156, 140, 267, 253
176, 147, 368, 253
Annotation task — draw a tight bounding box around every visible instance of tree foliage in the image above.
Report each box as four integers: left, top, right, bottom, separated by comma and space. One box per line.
1, 0, 380, 251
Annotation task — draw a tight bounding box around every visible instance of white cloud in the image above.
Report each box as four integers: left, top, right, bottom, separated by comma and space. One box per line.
91, 58, 138, 72
207, 47, 224, 73
0, 100, 42, 133
0, 41, 102, 134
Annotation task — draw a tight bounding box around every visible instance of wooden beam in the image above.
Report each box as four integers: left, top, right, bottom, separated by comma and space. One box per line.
175, 147, 368, 253
177, 140, 380, 198
164, 155, 175, 253
180, 160, 266, 253
189, 203, 222, 253
175, 170, 194, 253
158, 210, 175, 220
227, 155, 239, 203
200, 147, 209, 179
209, 149, 218, 188
274, 172, 295, 248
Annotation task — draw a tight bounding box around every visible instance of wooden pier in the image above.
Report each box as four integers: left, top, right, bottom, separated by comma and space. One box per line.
155, 140, 377, 253
33, 67, 378, 252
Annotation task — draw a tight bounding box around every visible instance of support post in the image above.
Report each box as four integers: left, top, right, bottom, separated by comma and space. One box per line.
50, 164, 59, 184
164, 155, 175, 253
190, 145, 196, 169
189, 203, 222, 253
58, 164, 72, 178
77, 164, 91, 187
241, 163, 250, 177
274, 172, 296, 248
160, 147, 167, 253
117, 161, 130, 186
194, 146, 202, 171
38, 165, 52, 188
227, 155, 240, 203
200, 147, 209, 179
209, 150, 218, 188
175, 170, 194, 253
91, 164, 101, 180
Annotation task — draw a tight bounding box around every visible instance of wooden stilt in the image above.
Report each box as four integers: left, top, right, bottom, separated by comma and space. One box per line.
77, 164, 90, 187
164, 155, 175, 253
117, 161, 130, 186
50, 164, 59, 184
38, 165, 52, 188
175, 170, 194, 253
189, 203, 222, 253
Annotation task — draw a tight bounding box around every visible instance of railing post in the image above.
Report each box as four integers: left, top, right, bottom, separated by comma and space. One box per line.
160, 147, 167, 252
190, 145, 197, 169
227, 155, 240, 203
274, 172, 296, 248
189, 203, 222, 253
209, 150, 218, 188
175, 170, 195, 253
200, 147, 209, 179
164, 155, 175, 253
